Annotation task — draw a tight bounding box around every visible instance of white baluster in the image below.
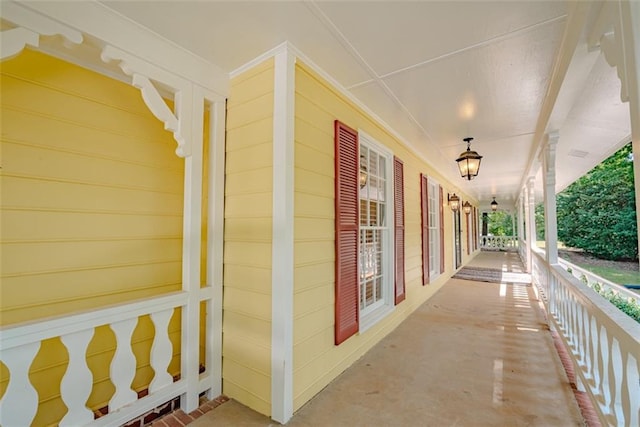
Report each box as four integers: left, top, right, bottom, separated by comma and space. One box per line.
591, 317, 601, 388
609, 339, 623, 424
576, 305, 585, 365
59, 329, 94, 426
625, 354, 639, 427
600, 326, 612, 415
109, 318, 138, 411
582, 311, 592, 382
149, 309, 174, 392
0, 342, 40, 426
568, 296, 576, 350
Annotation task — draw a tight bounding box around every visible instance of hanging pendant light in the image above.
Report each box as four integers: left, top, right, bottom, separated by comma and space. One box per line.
491, 197, 498, 212
456, 137, 483, 180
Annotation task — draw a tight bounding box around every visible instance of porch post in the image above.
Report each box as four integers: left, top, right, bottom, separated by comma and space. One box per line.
591, 0, 640, 264
526, 178, 536, 272
625, 1, 640, 265
542, 132, 559, 264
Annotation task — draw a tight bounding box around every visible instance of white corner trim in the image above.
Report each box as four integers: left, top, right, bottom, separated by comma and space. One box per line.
230, 41, 291, 79
271, 46, 295, 424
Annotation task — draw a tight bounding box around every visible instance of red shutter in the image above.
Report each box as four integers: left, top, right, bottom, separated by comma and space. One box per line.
334, 120, 359, 345
439, 185, 445, 273
420, 174, 430, 285
466, 209, 470, 255
471, 206, 478, 251
394, 157, 405, 304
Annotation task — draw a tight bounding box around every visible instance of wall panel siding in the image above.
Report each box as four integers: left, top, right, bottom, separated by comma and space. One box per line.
292, 61, 466, 411
0, 50, 185, 426
223, 58, 275, 416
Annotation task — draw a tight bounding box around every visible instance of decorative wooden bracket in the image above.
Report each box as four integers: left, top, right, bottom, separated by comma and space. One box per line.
588, 0, 636, 104
132, 74, 188, 156
0, 1, 82, 61
101, 45, 192, 157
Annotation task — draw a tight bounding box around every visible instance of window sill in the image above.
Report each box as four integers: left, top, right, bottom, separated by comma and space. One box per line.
359, 303, 395, 334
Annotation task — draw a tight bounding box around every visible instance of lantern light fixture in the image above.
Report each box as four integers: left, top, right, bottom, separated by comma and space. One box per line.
491, 197, 498, 212
462, 201, 472, 215
448, 193, 460, 211
456, 137, 483, 180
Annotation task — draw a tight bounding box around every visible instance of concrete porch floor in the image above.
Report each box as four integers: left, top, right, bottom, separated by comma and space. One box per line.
171, 251, 586, 426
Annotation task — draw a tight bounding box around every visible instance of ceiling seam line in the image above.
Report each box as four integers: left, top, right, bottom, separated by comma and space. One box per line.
305, 0, 436, 142
379, 14, 568, 80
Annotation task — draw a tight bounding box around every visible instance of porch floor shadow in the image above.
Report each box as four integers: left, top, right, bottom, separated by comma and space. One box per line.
164, 251, 585, 426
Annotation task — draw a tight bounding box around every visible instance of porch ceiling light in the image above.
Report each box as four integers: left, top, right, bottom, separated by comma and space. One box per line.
456, 137, 483, 180
448, 193, 460, 211
462, 201, 472, 215
491, 197, 498, 212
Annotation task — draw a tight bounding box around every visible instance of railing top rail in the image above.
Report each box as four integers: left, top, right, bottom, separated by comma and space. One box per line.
0, 291, 188, 350
558, 257, 639, 303
532, 250, 640, 344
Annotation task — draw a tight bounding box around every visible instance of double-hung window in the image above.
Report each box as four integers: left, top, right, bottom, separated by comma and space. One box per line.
421, 175, 444, 285
334, 121, 404, 345
427, 179, 440, 278
358, 135, 394, 324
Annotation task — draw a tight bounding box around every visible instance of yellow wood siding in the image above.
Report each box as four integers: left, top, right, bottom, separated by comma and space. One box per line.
292, 61, 468, 410
0, 50, 184, 426
223, 58, 274, 416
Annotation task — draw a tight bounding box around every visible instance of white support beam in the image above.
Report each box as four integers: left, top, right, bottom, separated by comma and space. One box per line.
518, 1, 593, 193
541, 132, 560, 265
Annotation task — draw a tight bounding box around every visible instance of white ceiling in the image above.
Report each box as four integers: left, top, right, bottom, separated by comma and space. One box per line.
97, 0, 630, 210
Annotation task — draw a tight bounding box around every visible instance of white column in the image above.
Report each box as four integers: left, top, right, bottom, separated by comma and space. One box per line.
180, 86, 203, 412
206, 97, 226, 399
624, 1, 640, 268
271, 45, 295, 424
526, 178, 536, 272
542, 132, 559, 264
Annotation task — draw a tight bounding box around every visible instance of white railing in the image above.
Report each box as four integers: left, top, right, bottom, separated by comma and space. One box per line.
480, 235, 518, 251
531, 248, 640, 426
0, 291, 213, 426
559, 257, 640, 306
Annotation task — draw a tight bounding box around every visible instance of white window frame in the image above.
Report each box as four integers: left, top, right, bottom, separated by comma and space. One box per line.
427, 177, 441, 279
358, 131, 395, 332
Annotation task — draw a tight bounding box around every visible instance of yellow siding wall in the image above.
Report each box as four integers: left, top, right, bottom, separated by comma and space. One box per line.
292, 62, 473, 410
223, 58, 274, 415
0, 50, 184, 425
